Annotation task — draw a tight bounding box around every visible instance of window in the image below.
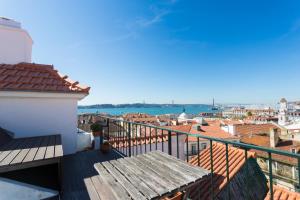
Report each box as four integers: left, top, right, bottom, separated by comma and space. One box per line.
201, 143, 207, 150
191, 144, 197, 155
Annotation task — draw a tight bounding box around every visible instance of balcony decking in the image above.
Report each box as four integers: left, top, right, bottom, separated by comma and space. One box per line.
61, 149, 123, 200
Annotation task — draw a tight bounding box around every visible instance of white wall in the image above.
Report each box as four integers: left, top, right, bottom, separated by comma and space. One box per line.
0, 96, 78, 155
0, 24, 32, 64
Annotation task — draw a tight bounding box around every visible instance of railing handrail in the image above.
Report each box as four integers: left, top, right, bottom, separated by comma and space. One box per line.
101, 116, 300, 159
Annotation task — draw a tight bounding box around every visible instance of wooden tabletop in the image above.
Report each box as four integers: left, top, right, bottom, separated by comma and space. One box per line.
88, 151, 209, 200
0, 134, 63, 173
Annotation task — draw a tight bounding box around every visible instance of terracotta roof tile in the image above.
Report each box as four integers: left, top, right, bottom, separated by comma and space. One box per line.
0, 62, 90, 94
241, 135, 300, 165
235, 123, 279, 136
265, 186, 300, 200
188, 143, 256, 199
190, 121, 238, 141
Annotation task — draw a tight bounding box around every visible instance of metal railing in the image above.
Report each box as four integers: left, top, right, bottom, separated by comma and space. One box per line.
99, 116, 300, 199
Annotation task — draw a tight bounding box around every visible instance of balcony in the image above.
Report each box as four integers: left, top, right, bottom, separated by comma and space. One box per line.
3, 116, 299, 199
90, 116, 300, 199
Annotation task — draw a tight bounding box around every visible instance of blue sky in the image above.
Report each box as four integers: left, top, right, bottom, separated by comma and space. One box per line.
1, 0, 300, 105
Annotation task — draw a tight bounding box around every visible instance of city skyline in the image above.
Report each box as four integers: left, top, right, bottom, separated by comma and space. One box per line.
1, 0, 300, 105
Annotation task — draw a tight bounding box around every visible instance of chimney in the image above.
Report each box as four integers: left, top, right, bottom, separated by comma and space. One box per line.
197, 125, 201, 131
0, 17, 33, 64
270, 128, 279, 148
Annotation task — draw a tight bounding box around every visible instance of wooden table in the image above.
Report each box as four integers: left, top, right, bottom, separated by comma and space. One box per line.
89, 151, 209, 200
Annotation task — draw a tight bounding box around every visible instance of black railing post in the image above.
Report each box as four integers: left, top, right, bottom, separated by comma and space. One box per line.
197, 137, 200, 166
150, 127, 152, 152
268, 152, 273, 200
225, 143, 230, 200
298, 158, 300, 190
176, 132, 179, 158
128, 123, 131, 157
140, 125, 142, 154
186, 135, 189, 162
107, 118, 110, 140
168, 130, 172, 155
210, 140, 214, 199
135, 124, 138, 155
245, 149, 249, 200
100, 126, 103, 147
155, 128, 158, 150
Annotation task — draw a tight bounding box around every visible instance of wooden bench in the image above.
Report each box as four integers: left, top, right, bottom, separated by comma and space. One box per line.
0, 134, 63, 173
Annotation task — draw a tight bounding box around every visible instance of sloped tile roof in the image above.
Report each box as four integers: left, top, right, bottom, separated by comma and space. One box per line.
235, 123, 279, 136
189, 120, 238, 142
265, 186, 300, 200
0, 62, 90, 94
241, 135, 300, 165
188, 143, 256, 199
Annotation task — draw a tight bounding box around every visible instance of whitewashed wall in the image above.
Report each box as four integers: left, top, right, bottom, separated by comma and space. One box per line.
0, 24, 32, 64
0, 95, 79, 154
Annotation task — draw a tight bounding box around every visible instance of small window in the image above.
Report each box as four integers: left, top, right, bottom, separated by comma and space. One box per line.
191, 144, 197, 155
201, 143, 207, 150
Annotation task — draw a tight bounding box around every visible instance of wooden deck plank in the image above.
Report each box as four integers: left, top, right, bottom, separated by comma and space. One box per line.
96, 162, 147, 200
95, 162, 131, 200
34, 136, 50, 161
143, 153, 205, 181
90, 176, 118, 200
0, 139, 23, 162
151, 151, 209, 176
10, 137, 38, 165
134, 154, 194, 187
125, 157, 182, 189
119, 158, 173, 195
22, 136, 43, 163
45, 135, 56, 159
83, 177, 101, 200
0, 138, 30, 166
110, 159, 158, 199
54, 135, 63, 157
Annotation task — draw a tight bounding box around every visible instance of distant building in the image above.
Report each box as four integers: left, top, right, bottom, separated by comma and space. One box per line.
279, 98, 289, 126
222, 107, 275, 119
166, 119, 239, 157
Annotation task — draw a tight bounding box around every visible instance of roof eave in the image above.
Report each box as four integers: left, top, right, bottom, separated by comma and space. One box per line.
0, 90, 89, 100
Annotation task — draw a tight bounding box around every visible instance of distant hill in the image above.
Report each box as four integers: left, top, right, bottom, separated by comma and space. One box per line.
78, 103, 209, 109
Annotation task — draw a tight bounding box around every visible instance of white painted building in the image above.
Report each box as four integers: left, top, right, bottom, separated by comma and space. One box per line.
0, 18, 90, 154
0, 17, 33, 64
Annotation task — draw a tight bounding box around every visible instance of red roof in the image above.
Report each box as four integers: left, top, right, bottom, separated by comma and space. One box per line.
265, 186, 300, 200
189, 120, 238, 142
188, 143, 256, 199
241, 135, 300, 165
0, 62, 90, 94
235, 123, 279, 136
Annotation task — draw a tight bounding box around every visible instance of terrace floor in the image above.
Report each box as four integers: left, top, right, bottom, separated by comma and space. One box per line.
61, 149, 123, 200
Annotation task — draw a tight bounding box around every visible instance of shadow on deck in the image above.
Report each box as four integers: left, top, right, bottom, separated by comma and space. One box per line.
61, 149, 123, 200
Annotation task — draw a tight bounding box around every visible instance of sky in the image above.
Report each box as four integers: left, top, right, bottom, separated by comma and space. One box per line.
1, 0, 300, 105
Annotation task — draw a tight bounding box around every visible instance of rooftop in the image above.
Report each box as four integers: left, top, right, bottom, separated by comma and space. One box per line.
0, 62, 90, 94
241, 135, 300, 165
